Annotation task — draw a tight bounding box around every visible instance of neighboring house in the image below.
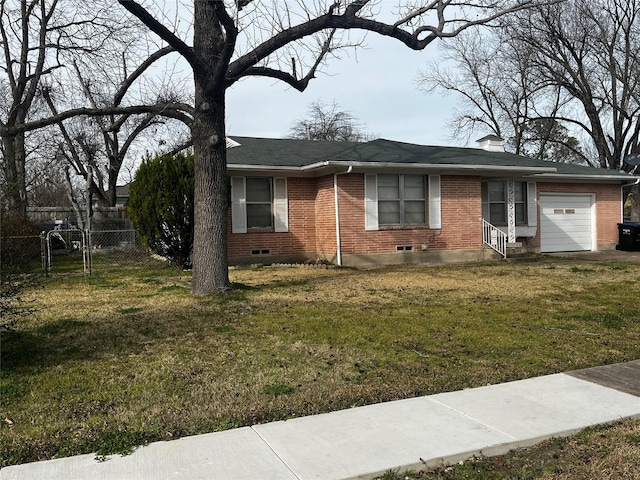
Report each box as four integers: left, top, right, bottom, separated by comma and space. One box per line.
225, 136, 639, 266
115, 184, 130, 209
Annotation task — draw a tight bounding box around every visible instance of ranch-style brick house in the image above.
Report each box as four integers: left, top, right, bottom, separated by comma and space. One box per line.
225, 135, 639, 266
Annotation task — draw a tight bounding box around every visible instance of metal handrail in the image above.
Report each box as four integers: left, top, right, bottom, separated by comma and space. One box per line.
482, 219, 507, 258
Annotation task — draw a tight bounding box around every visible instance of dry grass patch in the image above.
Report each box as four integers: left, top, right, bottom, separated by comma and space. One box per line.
1, 257, 639, 466
388, 418, 640, 479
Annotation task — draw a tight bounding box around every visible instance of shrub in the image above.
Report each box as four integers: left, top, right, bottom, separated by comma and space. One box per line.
128, 152, 194, 269
1, 211, 41, 331
1, 210, 41, 279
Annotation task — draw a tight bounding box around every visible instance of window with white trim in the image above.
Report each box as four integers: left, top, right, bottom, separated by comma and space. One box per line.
365, 174, 441, 231
482, 181, 528, 225
378, 174, 426, 226
246, 177, 273, 228
231, 177, 288, 234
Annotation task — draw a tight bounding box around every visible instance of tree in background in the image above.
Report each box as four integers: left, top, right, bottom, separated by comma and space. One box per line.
419, 30, 542, 153
520, 119, 585, 164
42, 48, 193, 209
117, 0, 544, 295
0, 0, 192, 215
419, 28, 588, 163
0, 0, 127, 213
288, 100, 369, 142
128, 152, 194, 269
420, 0, 639, 172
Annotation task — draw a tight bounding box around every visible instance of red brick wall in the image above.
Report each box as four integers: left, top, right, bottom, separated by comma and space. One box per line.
336, 174, 483, 255
314, 175, 337, 256
227, 177, 318, 259
227, 175, 623, 262
440, 175, 483, 250
529, 182, 622, 247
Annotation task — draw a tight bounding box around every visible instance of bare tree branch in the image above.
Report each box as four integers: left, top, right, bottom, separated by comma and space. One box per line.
116, 0, 198, 68
3, 103, 193, 135
113, 45, 176, 107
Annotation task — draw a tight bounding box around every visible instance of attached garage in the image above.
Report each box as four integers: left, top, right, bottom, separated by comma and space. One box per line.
540, 194, 594, 252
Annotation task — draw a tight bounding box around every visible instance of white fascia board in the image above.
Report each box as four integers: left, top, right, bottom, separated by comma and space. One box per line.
315, 161, 557, 175
228, 164, 300, 171
531, 173, 640, 183
228, 161, 559, 176
227, 165, 307, 177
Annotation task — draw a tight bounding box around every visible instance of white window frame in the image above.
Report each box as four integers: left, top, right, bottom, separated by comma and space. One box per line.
482, 180, 537, 228
377, 174, 427, 227
246, 177, 273, 229
231, 176, 288, 234
365, 174, 441, 231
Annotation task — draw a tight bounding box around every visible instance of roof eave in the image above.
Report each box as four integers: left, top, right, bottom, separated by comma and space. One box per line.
530, 173, 639, 182
228, 161, 558, 176
323, 161, 556, 175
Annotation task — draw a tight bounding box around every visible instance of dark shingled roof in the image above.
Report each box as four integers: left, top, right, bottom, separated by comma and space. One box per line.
227, 136, 360, 167
226, 136, 637, 180
325, 139, 551, 168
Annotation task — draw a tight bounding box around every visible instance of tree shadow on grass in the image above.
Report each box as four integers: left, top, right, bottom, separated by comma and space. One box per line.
1, 270, 325, 371
1, 296, 243, 373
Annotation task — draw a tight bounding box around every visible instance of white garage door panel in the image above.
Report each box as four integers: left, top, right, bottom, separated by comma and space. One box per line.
540, 195, 593, 252
546, 220, 591, 234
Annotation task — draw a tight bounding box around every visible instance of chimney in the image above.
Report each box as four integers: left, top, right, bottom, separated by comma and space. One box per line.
476, 135, 505, 152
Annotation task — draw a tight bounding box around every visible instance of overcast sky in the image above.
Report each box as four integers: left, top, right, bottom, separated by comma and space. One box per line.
225, 35, 466, 147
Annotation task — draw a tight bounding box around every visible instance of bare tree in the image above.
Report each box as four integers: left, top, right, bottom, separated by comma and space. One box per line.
422, 0, 640, 172
419, 28, 586, 162
288, 100, 369, 142
0, 0, 192, 213
42, 48, 193, 208
509, 0, 640, 171
0, 0, 123, 212
116, 0, 547, 295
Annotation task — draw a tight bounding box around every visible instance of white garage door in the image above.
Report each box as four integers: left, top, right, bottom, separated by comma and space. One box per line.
540, 194, 594, 252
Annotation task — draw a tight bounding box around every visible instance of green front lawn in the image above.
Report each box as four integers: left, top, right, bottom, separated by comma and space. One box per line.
1, 256, 639, 466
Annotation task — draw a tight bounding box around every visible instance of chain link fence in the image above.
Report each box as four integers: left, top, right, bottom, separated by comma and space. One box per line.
1, 234, 45, 277
2, 228, 159, 278
86, 229, 157, 273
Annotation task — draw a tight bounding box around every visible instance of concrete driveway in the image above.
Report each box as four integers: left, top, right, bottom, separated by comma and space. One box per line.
544, 249, 640, 263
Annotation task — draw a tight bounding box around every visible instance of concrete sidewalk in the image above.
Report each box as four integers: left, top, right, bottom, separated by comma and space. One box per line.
2, 361, 639, 480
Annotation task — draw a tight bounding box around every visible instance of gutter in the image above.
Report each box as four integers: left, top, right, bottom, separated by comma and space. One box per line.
334, 165, 353, 267
227, 161, 557, 175
622, 178, 640, 188
318, 161, 557, 174
532, 173, 640, 182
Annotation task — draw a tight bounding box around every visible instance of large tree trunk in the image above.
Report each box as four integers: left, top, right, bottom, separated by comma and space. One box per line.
190, 86, 231, 295
2, 132, 28, 213
190, 1, 231, 295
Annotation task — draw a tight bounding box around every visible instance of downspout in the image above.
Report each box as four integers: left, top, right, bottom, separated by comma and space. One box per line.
334, 166, 353, 266
621, 178, 640, 188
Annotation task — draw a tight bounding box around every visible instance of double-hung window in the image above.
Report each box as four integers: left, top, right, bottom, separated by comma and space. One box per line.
378, 174, 426, 226
482, 181, 527, 225
231, 176, 288, 233
246, 177, 273, 228
365, 174, 441, 231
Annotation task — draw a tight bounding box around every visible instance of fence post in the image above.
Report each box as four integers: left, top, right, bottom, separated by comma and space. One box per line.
84, 228, 92, 276
86, 166, 93, 276
40, 231, 48, 276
